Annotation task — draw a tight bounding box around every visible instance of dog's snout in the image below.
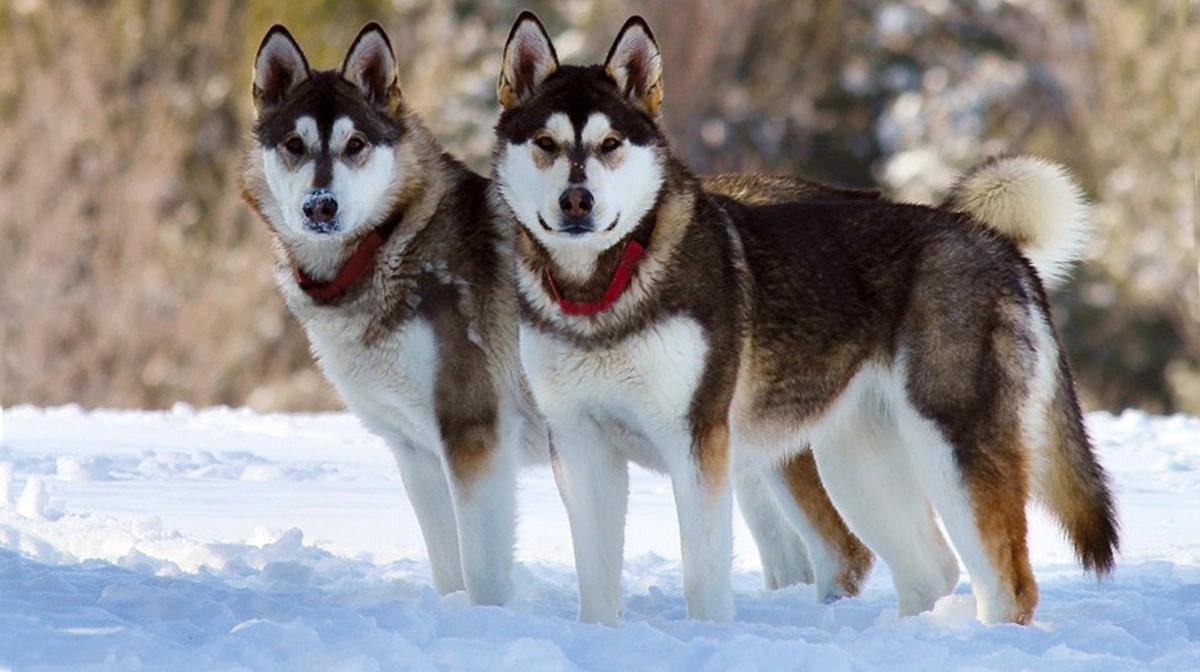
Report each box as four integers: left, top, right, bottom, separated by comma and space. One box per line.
302, 191, 339, 224
559, 187, 594, 218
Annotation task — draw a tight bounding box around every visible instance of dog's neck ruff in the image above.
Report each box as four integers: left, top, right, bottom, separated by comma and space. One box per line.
295, 215, 402, 302
545, 239, 644, 316
543, 215, 655, 317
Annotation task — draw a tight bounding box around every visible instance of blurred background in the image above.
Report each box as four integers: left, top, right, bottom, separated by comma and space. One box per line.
1, 0, 1196, 414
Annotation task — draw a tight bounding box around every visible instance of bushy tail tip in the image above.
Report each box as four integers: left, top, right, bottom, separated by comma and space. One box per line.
1038, 357, 1120, 577
1044, 442, 1120, 577
942, 156, 1090, 290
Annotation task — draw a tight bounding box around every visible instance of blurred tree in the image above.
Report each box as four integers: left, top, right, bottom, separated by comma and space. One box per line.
1064, 0, 1199, 413
0, 0, 1195, 413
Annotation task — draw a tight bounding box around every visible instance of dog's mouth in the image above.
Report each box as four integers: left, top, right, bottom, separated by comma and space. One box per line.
560, 222, 592, 236
303, 218, 341, 236
536, 214, 620, 237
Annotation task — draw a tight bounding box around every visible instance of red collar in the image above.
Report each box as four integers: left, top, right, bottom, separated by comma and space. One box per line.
295, 217, 401, 302
544, 238, 646, 316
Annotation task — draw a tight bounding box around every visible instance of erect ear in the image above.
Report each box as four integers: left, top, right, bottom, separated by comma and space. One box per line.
252, 25, 310, 115
341, 22, 402, 112
497, 11, 559, 110
604, 16, 663, 120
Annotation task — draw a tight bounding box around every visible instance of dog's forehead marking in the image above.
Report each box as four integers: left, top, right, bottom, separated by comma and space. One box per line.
331, 117, 356, 149
294, 116, 319, 147
544, 113, 573, 142
581, 114, 614, 145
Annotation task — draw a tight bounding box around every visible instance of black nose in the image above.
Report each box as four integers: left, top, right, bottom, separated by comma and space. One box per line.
303, 191, 339, 224
558, 187, 594, 218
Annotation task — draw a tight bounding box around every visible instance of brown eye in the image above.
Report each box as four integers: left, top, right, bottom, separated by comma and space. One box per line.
600, 136, 622, 153
345, 136, 366, 157
533, 136, 557, 152
283, 136, 305, 155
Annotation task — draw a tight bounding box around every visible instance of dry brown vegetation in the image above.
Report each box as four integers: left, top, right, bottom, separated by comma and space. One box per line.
1, 0, 1196, 413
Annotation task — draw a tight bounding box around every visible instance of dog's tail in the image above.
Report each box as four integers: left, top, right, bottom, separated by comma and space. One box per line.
1035, 349, 1120, 576
942, 156, 1090, 290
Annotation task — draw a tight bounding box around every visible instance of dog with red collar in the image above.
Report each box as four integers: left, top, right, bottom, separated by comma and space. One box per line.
241, 23, 549, 608
492, 12, 1116, 626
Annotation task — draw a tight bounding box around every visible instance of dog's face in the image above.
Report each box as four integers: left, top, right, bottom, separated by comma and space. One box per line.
493, 14, 668, 260
247, 24, 406, 243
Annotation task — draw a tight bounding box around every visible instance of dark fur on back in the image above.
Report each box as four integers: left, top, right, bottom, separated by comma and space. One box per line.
727, 199, 1025, 417
702, 173, 882, 206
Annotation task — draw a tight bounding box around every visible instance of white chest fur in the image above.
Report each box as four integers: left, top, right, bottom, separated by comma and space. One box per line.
520, 316, 708, 469
305, 315, 442, 451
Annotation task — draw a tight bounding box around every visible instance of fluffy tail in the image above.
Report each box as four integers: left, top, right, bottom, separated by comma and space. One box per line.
942, 156, 1090, 290
1038, 352, 1120, 575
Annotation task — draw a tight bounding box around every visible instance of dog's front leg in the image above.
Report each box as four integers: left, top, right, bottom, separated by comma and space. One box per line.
443, 421, 519, 607
667, 422, 735, 622
549, 420, 630, 626
391, 441, 467, 595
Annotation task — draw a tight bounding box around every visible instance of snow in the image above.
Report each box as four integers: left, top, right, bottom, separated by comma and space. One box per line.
1, 404, 1198, 670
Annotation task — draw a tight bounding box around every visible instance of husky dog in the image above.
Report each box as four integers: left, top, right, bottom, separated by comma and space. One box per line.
241, 23, 548, 606
492, 13, 1117, 625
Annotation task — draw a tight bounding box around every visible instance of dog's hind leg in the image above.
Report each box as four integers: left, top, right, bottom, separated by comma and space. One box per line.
550, 421, 630, 626
736, 468, 814, 589
810, 407, 960, 617
760, 450, 875, 601
892, 399, 1037, 624
894, 300, 1044, 625
392, 443, 467, 595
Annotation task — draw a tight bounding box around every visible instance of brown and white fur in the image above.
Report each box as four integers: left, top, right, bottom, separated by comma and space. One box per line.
492, 13, 1118, 625
241, 24, 548, 607
702, 176, 878, 596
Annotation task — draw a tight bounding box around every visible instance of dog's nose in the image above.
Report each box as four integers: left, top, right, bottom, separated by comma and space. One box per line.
558, 187, 594, 218
302, 191, 339, 224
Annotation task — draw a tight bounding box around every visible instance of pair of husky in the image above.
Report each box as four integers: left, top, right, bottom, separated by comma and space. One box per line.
241, 13, 1118, 626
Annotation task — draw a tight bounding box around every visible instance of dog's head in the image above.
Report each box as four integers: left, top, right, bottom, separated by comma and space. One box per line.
246, 23, 407, 243
492, 13, 669, 261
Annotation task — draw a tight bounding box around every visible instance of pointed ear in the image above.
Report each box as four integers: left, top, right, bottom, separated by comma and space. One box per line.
341, 22, 402, 111
498, 11, 559, 110
252, 25, 310, 115
604, 16, 663, 119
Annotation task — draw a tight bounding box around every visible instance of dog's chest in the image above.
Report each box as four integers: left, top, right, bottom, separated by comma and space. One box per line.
305, 314, 441, 448
520, 316, 709, 464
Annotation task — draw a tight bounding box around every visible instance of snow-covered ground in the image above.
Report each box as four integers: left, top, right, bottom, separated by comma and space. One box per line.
1, 404, 1198, 670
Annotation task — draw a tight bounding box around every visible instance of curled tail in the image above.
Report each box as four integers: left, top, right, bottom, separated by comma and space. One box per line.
942, 156, 1090, 290
1039, 351, 1119, 575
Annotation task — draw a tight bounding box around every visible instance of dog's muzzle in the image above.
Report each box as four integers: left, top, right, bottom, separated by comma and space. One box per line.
302, 190, 339, 234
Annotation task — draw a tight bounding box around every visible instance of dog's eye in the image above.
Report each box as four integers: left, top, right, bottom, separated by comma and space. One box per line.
283, 136, 305, 156
345, 136, 367, 157
600, 136, 622, 154
533, 136, 557, 153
